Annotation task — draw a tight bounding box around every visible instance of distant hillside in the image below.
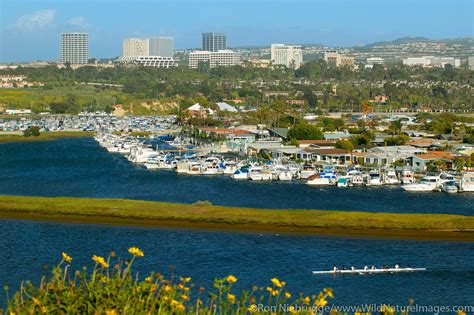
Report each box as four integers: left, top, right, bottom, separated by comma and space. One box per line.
363, 37, 474, 47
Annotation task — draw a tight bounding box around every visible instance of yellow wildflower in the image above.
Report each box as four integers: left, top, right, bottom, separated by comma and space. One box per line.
288, 305, 297, 314
303, 296, 311, 305
177, 284, 185, 290
226, 275, 237, 283
128, 247, 144, 257
163, 285, 173, 292
181, 294, 190, 301
61, 252, 72, 263
227, 293, 236, 304
284, 291, 291, 299
457, 312, 466, 315
32, 298, 41, 305
270, 277, 284, 288
248, 304, 257, 313
92, 255, 109, 268
105, 310, 117, 315
324, 288, 334, 298
145, 276, 152, 283
180, 276, 191, 283
171, 300, 185, 311
41, 307, 47, 313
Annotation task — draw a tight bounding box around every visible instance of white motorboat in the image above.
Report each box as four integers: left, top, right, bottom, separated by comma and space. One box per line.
401, 175, 440, 192
364, 170, 383, 186
400, 169, 415, 185
313, 267, 426, 275
441, 180, 458, 194
300, 164, 317, 179
384, 169, 399, 185
460, 172, 474, 192
307, 171, 336, 186
231, 168, 249, 180
248, 167, 272, 181
336, 175, 351, 188
200, 164, 223, 175
278, 169, 293, 181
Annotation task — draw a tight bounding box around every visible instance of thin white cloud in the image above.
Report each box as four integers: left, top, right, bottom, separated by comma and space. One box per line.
67, 16, 89, 28
12, 9, 56, 32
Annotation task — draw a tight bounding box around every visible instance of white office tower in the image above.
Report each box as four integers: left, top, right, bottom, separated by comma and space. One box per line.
123, 38, 149, 58
270, 44, 303, 69
61, 32, 89, 64
188, 50, 240, 68
121, 37, 176, 67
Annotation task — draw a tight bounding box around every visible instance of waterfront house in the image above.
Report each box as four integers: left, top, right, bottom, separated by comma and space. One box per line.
270, 147, 312, 161
297, 140, 337, 149
305, 148, 352, 164
267, 128, 290, 141
323, 131, 351, 141
185, 103, 215, 118
411, 151, 456, 172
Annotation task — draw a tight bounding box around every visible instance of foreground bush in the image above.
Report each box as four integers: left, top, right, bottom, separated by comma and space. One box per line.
4, 247, 334, 314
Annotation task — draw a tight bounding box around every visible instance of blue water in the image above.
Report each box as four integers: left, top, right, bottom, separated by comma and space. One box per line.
0, 138, 472, 215
0, 220, 473, 308
1, 138, 473, 309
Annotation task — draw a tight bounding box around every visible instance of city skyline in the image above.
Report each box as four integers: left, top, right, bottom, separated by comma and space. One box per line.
0, 0, 473, 62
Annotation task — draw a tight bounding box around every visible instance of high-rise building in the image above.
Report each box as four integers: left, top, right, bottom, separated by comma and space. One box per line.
189, 50, 240, 68
61, 32, 89, 64
323, 51, 354, 68
270, 44, 303, 69
468, 57, 474, 71
202, 32, 227, 52
148, 37, 174, 58
122, 38, 149, 58
121, 36, 175, 67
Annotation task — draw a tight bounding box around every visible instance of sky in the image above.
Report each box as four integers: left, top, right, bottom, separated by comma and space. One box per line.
1, 0, 473, 62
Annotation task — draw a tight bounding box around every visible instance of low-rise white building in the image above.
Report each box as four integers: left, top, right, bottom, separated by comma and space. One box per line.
119, 56, 177, 68
402, 56, 461, 68
188, 50, 240, 68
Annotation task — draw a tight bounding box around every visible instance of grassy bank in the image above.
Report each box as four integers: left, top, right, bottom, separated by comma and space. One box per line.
0, 195, 473, 241
0, 131, 94, 143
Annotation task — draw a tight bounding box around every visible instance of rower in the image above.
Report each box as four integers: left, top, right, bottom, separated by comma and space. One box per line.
371, 266, 376, 270
333, 266, 337, 273
395, 264, 400, 269
364, 265, 368, 271
351, 266, 355, 271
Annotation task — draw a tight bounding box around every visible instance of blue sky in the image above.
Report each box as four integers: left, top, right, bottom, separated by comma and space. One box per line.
1, 0, 473, 62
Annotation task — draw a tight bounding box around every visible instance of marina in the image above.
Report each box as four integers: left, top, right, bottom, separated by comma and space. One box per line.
93, 132, 474, 194
0, 138, 473, 215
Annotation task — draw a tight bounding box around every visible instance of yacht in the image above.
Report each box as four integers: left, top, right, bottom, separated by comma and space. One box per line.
400, 169, 415, 185
401, 175, 440, 192
307, 170, 336, 186
364, 170, 383, 186
460, 173, 474, 192
248, 167, 272, 181
441, 180, 458, 194
336, 175, 352, 188
231, 168, 249, 180
300, 164, 317, 179
384, 169, 399, 185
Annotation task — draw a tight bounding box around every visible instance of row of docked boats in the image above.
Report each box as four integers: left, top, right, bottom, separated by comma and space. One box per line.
94, 133, 474, 193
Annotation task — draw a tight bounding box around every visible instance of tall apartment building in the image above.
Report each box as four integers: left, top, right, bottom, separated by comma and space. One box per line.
403, 56, 461, 68
202, 32, 227, 52
323, 51, 354, 68
121, 37, 175, 67
122, 38, 149, 58
270, 44, 303, 69
468, 57, 474, 71
61, 32, 89, 64
189, 50, 240, 68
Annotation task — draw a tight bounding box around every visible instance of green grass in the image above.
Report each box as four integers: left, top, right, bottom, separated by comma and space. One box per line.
0, 195, 473, 241
0, 131, 94, 143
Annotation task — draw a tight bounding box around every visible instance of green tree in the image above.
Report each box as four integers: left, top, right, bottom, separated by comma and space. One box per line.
287, 123, 323, 140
